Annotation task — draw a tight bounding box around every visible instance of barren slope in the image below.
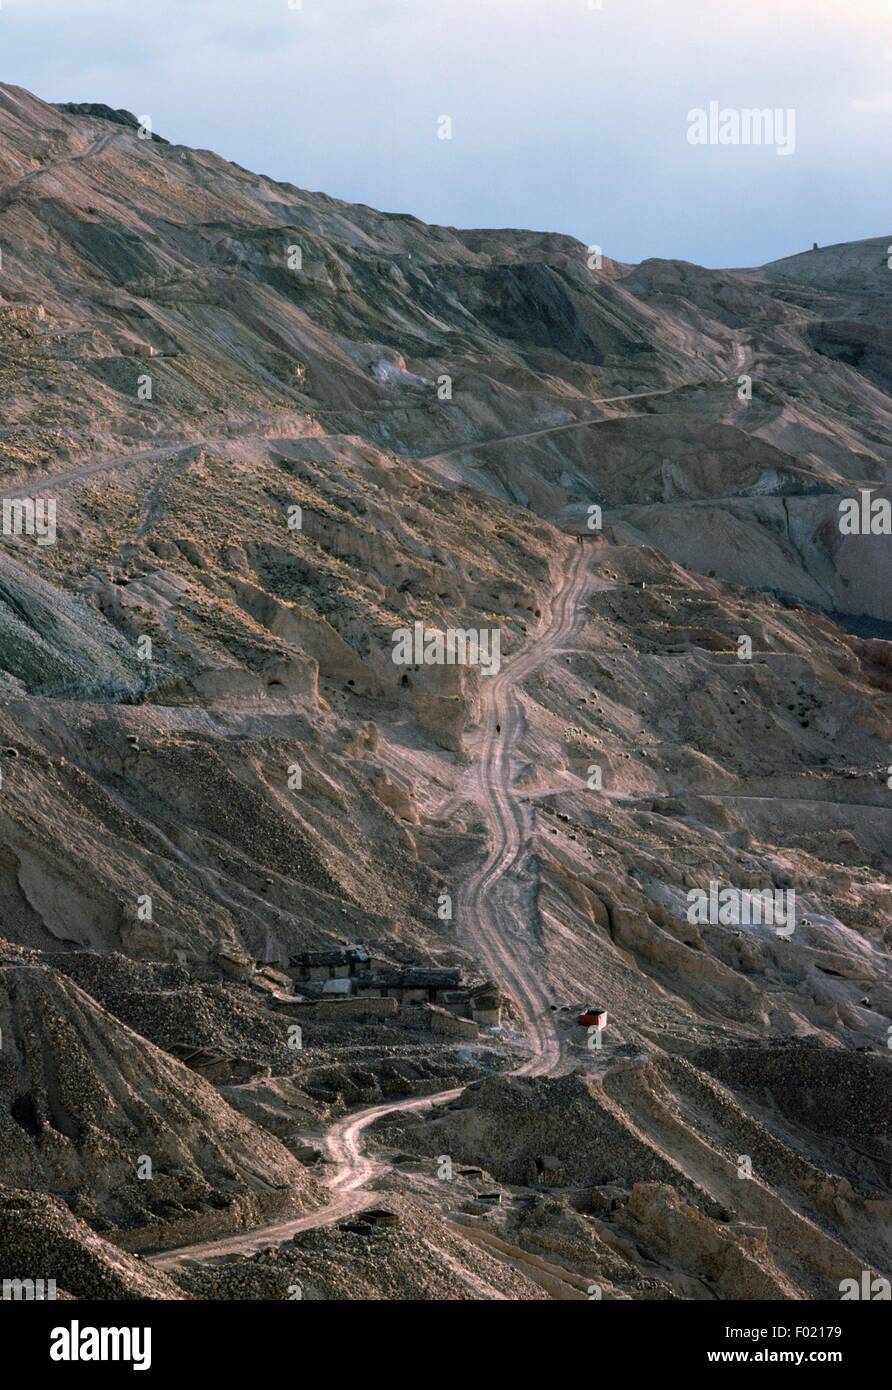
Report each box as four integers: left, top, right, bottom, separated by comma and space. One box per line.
0, 82, 889, 1299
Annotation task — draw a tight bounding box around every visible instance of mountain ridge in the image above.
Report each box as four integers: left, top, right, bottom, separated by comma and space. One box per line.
0, 80, 890, 1302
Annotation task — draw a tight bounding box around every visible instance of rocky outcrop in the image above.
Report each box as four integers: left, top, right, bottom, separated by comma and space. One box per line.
0, 957, 318, 1232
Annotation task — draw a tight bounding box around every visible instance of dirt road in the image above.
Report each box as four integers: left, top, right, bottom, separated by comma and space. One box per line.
7, 344, 751, 501
457, 541, 591, 1079
3, 413, 315, 500
417, 350, 749, 472
149, 541, 590, 1272
0, 126, 121, 211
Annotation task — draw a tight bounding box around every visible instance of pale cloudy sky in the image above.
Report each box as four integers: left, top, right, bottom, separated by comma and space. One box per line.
2, 0, 890, 266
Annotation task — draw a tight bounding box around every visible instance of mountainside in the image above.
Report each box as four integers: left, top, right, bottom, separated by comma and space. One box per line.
0, 82, 889, 1302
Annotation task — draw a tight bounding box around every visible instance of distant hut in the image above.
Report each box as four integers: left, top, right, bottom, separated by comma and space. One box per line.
578, 1007, 607, 1029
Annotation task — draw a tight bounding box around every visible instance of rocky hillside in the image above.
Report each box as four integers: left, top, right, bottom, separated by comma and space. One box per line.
0, 81, 889, 1299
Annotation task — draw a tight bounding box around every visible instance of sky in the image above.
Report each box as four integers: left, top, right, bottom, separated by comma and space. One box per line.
2, 0, 891, 267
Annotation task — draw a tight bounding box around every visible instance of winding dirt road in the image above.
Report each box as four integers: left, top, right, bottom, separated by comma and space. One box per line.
7, 343, 750, 503
418, 344, 750, 473
457, 541, 591, 1079
149, 540, 591, 1272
